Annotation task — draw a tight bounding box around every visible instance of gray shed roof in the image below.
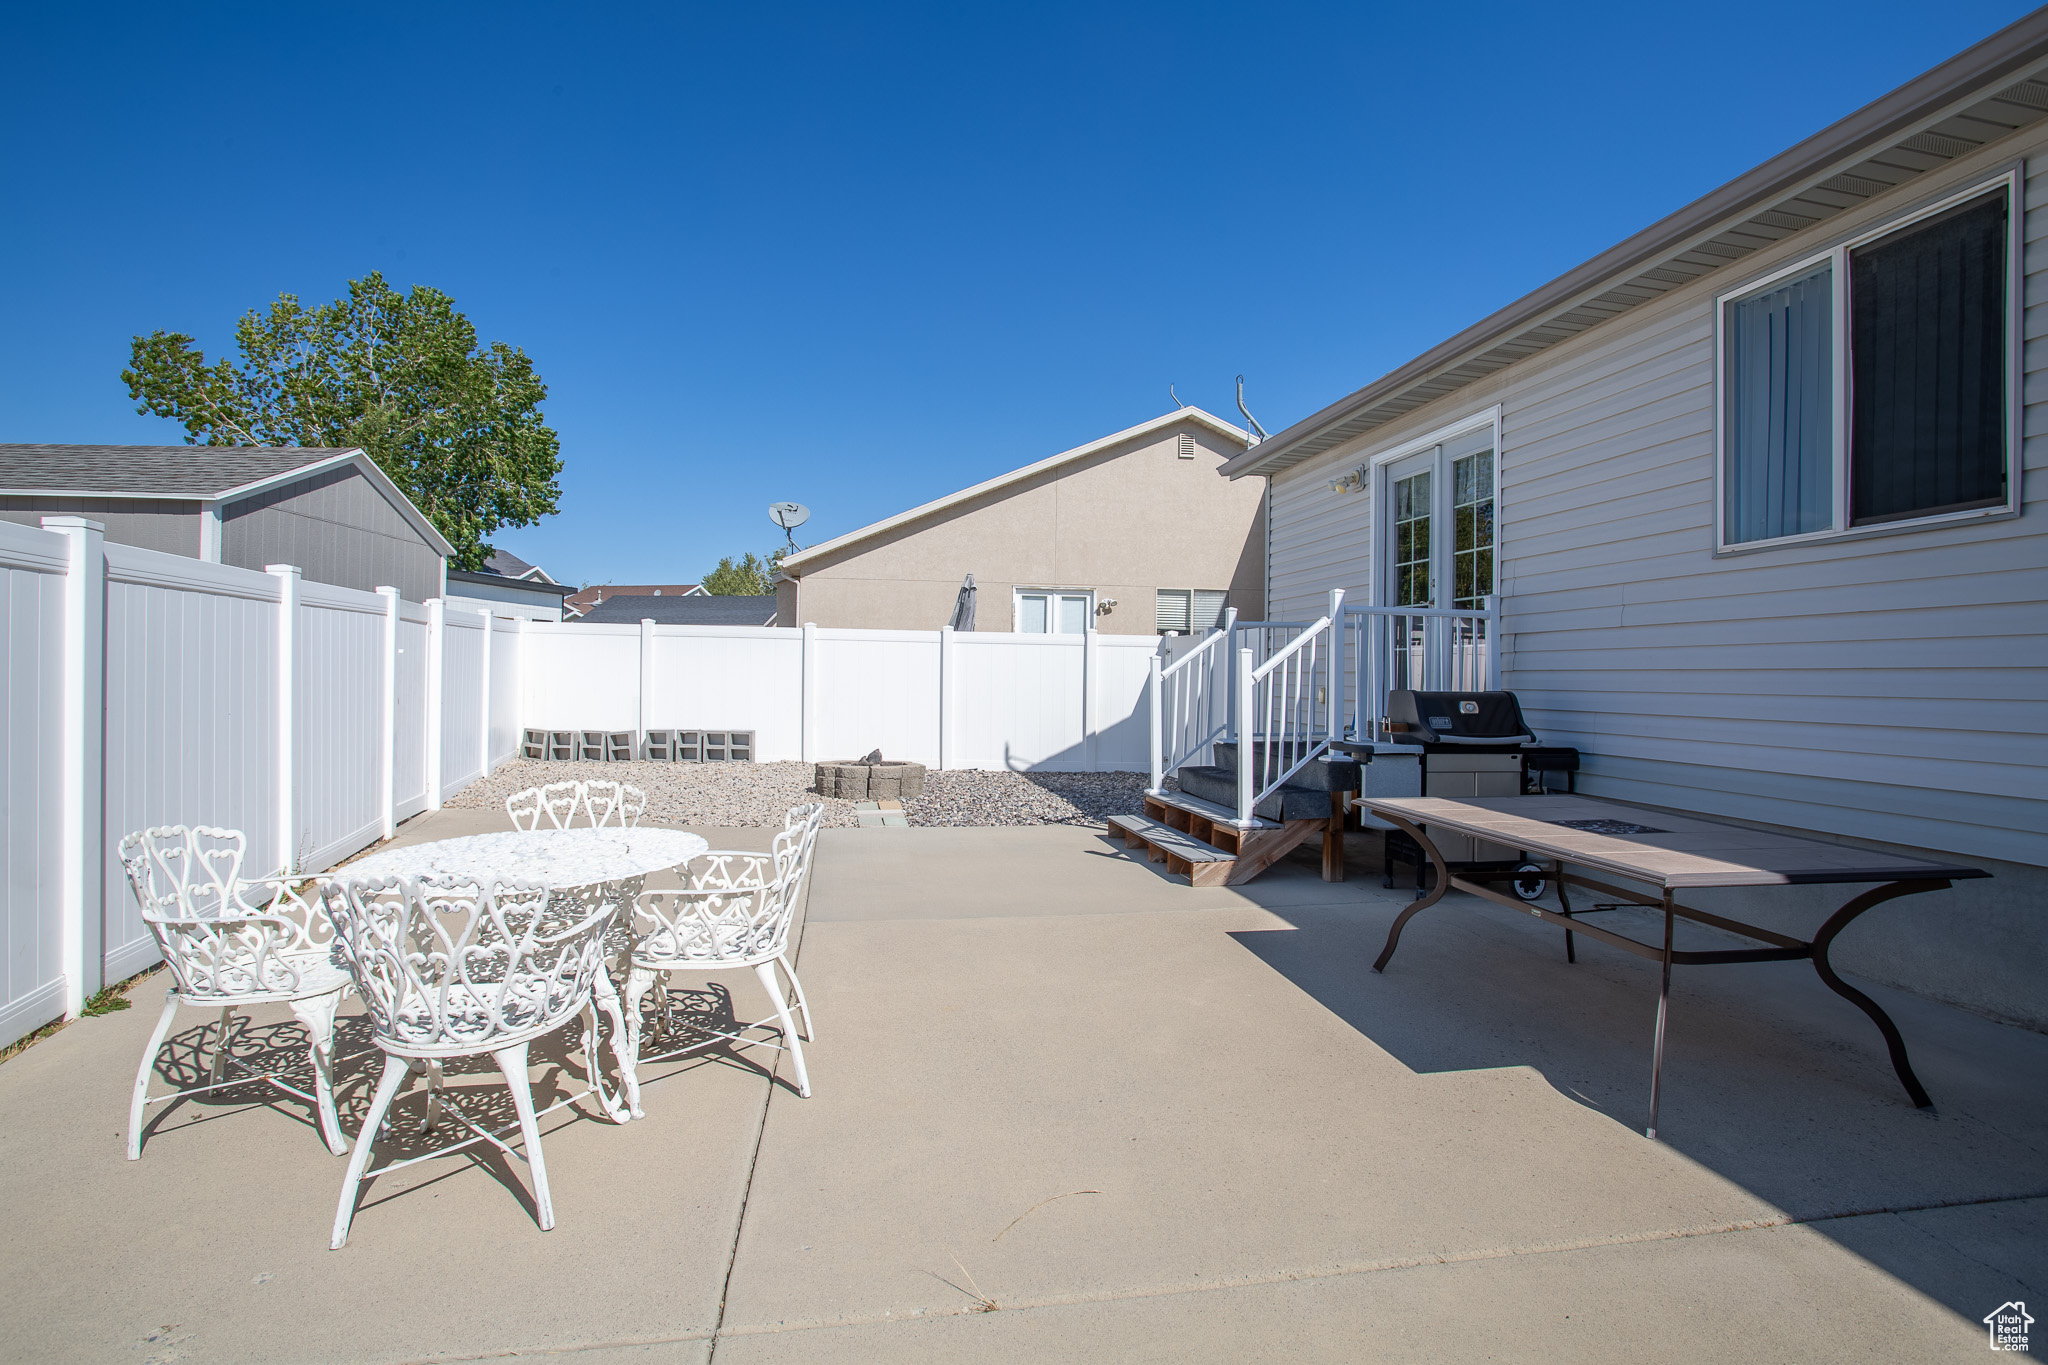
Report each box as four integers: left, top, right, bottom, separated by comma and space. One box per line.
0, 445, 363, 498
575, 594, 777, 626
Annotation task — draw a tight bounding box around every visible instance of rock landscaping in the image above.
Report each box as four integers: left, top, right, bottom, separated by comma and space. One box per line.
447, 759, 1155, 829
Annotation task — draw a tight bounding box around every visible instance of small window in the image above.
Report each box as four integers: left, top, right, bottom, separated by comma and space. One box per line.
1155, 588, 1230, 635
1718, 177, 2015, 548
1015, 589, 1093, 634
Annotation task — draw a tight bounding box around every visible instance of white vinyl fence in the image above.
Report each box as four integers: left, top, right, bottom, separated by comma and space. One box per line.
0, 516, 520, 1048
521, 621, 1164, 771
1, 528, 1181, 1051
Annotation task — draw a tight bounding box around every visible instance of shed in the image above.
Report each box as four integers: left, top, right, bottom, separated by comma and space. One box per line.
574, 593, 776, 625
0, 444, 454, 601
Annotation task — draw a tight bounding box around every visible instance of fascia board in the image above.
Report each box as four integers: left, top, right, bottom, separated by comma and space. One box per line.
781, 407, 1250, 573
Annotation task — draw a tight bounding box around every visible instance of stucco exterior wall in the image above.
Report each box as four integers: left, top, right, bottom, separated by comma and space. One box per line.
780, 418, 1264, 633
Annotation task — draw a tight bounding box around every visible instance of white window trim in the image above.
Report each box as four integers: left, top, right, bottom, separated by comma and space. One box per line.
1012, 586, 1095, 633
1712, 168, 2024, 555
1363, 405, 1504, 608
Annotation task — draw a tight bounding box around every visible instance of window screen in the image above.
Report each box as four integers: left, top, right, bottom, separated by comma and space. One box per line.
1850, 189, 2008, 525
1018, 593, 1048, 633
1156, 589, 1190, 634
1191, 589, 1229, 632
1724, 263, 1834, 544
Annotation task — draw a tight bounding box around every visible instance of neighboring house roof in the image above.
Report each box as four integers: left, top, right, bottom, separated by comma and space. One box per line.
483, 548, 555, 583
574, 593, 775, 625
563, 582, 705, 615
0, 443, 457, 556
446, 567, 576, 597
1220, 10, 2048, 478
778, 407, 1250, 574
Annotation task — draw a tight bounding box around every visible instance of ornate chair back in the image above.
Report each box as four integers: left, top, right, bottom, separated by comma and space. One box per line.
539, 782, 584, 830
326, 874, 615, 1056
505, 787, 544, 831
118, 825, 328, 1001
633, 865, 799, 970
584, 781, 647, 829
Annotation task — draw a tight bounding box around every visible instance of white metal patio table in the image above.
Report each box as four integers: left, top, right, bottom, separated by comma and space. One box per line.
342, 827, 710, 1120
1360, 794, 1987, 1138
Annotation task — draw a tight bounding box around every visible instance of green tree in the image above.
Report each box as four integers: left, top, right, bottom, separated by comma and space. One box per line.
123, 271, 563, 570
702, 548, 787, 595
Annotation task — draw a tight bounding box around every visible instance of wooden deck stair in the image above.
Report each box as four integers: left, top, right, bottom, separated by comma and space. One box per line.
1111, 788, 1345, 888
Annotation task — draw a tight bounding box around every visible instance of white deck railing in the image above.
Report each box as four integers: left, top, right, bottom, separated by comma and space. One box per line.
1147, 608, 1238, 792
1342, 598, 1500, 743
1228, 590, 1345, 827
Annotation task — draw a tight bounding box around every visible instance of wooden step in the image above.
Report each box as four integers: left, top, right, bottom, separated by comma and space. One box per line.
1116, 791, 1347, 888
1110, 814, 1236, 888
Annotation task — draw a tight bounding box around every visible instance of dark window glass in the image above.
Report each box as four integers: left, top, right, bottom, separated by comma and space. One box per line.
1849, 189, 2008, 524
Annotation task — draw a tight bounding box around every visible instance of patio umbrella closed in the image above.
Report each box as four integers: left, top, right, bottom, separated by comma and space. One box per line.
948, 574, 976, 631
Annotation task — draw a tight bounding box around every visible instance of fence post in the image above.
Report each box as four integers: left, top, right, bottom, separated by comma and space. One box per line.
1082, 624, 1099, 772
800, 622, 818, 763
1485, 593, 1502, 690
477, 607, 494, 776
376, 589, 400, 839
43, 517, 104, 1018
1147, 653, 1163, 793
938, 626, 954, 771
265, 565, 301, 873
638, 617, 656, 758
1234, 647, 1256, 827
425, 597, 444, 811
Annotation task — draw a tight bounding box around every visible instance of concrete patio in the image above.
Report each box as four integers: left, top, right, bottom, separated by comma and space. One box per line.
2, 811, 2043, 1362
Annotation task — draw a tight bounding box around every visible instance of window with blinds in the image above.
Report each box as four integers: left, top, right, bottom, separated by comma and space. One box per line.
1155, 588, 1229, 634
1718, 176, 2014, 548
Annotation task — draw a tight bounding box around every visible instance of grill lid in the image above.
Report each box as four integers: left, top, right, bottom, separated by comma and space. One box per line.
1386, 690, 1537, 746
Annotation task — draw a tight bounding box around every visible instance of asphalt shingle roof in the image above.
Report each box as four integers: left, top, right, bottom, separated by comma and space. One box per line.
0, 445, 360, 498
575, 594, 776, 626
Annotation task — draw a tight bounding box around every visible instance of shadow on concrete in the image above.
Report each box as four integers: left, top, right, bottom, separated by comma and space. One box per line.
1225, 886, 2048, 1323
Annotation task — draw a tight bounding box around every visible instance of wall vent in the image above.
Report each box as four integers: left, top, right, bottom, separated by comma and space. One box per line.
1178, 432, 1196, 460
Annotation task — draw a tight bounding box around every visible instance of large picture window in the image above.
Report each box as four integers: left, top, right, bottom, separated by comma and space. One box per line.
1718, 176, 2017, 548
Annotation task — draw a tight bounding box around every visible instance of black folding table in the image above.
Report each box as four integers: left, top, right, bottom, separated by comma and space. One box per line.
1362, 794, 1988, 1138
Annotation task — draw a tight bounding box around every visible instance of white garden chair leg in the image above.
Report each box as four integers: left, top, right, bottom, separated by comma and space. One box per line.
127, 990, 184, 1160
777, 952, 813, 1041
289, 990, 350, 1155
208, 1006, 236, 1085
493, 1043, 555, 1231
622, 967, 655, 1119
331, 1053, 411, 1250
755, 962, 811, 1098
585, 976, 636, 1123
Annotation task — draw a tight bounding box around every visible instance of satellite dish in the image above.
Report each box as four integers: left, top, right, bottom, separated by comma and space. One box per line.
769, 502, 810, 530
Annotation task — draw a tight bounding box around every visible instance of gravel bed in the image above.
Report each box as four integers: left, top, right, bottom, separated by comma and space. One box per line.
448, 760, 1156, 829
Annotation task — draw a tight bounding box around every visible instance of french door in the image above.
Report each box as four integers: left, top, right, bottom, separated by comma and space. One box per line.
1381, 428, 1496, 689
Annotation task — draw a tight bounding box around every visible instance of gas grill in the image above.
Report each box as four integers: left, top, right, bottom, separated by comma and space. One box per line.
1378, 689, 1580, 897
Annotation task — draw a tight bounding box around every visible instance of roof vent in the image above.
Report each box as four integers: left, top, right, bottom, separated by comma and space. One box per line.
1177, 432, 1196, 460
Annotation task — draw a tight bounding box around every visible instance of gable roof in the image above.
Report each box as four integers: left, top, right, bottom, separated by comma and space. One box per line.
483, 548, 554, 582
574, 593, 775, 625
0, 443, 457, 556
1220, 10, 2048, 479
779, 407, 1249, 573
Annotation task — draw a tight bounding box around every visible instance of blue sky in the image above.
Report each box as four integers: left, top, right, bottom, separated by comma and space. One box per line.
1, 2, 2035, 585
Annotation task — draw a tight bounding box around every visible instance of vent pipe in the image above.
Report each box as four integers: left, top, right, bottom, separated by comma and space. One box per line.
1235, 375, 1269, 446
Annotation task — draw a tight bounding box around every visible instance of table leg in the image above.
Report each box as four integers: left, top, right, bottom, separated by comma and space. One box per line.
1372, 815, 1451, 973
1809, 880, 1946, 1110
1556, 861, 1576, 964
1646, 892, 1675, 1139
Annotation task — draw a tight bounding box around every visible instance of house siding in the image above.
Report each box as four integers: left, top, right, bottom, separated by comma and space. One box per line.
0, 496, 198, 556
1263, 136, 2048, 872
221, 463, 444, 602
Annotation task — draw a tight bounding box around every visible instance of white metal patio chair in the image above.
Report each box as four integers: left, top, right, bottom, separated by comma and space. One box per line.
582, 780, 647, 829
505, 781, 583, 831
683, 804, 824, 1043
118, 825, 352, 1160
324, 872, 631, 1249
623, 847, 812, 1115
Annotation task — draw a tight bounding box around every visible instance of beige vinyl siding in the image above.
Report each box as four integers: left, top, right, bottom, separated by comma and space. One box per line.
1262, 137, 2048, 868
